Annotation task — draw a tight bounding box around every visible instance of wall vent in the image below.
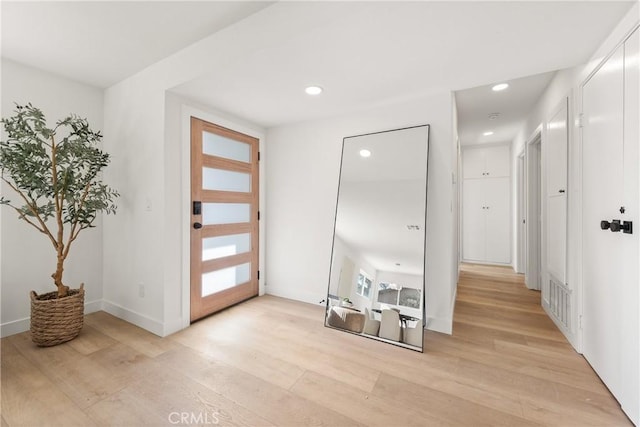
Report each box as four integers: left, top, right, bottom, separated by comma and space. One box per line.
549, 276, 571, 330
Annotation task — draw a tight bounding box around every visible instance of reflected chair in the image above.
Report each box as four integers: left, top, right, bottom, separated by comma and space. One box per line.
402, 322, 423, 347
378, 309, 401, 341
326, 306, 365, 333
363, 307, 381, 336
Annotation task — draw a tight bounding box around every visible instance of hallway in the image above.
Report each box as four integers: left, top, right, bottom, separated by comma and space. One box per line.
427, 263, 630, 425
1, 264, 632, 426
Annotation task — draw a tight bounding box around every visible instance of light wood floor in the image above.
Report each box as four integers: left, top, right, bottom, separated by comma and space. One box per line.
1, 264, 631, 426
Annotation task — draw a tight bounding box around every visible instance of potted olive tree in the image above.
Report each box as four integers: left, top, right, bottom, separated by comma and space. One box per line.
0, 104, 118, 346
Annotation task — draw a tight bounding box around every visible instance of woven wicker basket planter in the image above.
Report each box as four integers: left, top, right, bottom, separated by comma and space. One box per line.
30, 283, 84, 347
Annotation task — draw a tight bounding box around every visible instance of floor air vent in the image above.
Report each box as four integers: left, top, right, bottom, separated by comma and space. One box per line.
549, 277, 571, 330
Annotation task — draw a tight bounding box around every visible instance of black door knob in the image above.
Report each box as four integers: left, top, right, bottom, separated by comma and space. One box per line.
193, 222, 203, 230
601, 219, 633, 234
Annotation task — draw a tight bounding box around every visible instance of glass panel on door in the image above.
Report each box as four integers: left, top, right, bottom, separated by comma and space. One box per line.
202, 263, 251, 297
202, 167, 251, 192
203, 131, 251, 162
202, 233, 251, 261
202, 203, 251, 225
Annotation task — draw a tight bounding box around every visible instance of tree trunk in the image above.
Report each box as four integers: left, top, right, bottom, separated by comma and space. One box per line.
52, 252, 69, 298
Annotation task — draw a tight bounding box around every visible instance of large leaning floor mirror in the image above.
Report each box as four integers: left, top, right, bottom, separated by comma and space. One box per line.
325, 125, 429, 352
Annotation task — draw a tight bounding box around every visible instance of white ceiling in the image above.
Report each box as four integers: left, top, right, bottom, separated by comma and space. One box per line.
1, 1, 273, 88
455, 71, 557, 146
170, 1, 635, 127
2, 1, 634, 128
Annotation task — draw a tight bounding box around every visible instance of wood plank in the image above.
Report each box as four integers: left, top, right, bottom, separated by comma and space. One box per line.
111, 367, 272, 427
66, 324, 117, 356
291, 370, 450, 426
371, 372, 541, 426
0, 263, 632, 426
201, 189, 252, 203
1, 339, 96, 426
83, 311, 179, 358
157, 346, 361, 426
8, 332, 144, 410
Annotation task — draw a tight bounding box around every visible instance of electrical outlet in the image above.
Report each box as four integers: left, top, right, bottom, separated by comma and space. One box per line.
138, 283, 145, 298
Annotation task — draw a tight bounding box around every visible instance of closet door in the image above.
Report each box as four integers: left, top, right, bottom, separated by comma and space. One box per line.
462, 148, 486, 179
484, 145, 510, 178
582, 30, 639, 424
546, 98, 568, 284
484, 177, 511, 263
462, 179, 486, 261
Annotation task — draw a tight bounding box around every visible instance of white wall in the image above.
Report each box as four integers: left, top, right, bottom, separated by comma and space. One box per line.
1, 59, 104, 336
266, 91, 457, 334
510, 3, 640, 350
100, 1, 362, 336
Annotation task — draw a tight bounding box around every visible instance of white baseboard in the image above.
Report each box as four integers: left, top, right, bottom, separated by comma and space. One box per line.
1, 317, 30, 338
426, 316, 453, 334
1, 298, 105, 338
162, 317, 187, 337
542, 300, 580, 352
101, 300, 164, 337
265, 285, 326, 307
85, 299, 103, 314
425, 285, 457, 335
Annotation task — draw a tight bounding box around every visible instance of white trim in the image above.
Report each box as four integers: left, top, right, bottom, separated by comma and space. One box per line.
265, 286, 325, 308
515, 149, 526, 274
1, 317, 29, 338
426, 316, 452, 335
85, 299, 103, 314
180, 104, 266, 330
1, 298, 105, 338
461, 141, 511, 150
426, 285, 456, 335
525, 125, 543, 291
102, 299, 165, 337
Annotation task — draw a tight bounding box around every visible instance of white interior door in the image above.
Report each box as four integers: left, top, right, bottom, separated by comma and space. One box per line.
546, 98, 568, 285
484, 177, 510, 264
462, 179, 486, 261
525, 136, 542, 290
517, 153, 526, 274
582, 29, 639, 424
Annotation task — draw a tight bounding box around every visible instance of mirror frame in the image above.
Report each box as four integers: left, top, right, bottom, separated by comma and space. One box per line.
324, 124, 430, 352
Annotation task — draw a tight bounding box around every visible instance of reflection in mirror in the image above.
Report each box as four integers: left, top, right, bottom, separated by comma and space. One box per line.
325, 125, 429, 351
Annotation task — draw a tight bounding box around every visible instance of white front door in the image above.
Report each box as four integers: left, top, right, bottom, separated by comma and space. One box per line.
582, 28, 639, 424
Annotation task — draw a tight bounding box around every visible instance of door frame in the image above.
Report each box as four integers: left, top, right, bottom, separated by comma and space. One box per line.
180, 105, 266, 330
516, 149, 526, 274
525, 126, 543, 290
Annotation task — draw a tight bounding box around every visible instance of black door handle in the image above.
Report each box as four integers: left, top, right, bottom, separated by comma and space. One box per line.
193, 222, 203, 230
601, 219, 633, 234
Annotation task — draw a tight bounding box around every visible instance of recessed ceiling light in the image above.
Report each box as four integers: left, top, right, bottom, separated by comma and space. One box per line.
483, 131, 494, 136
492, 83, 509, 92
359, 149, 371, 158
305, 86, 323, 95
